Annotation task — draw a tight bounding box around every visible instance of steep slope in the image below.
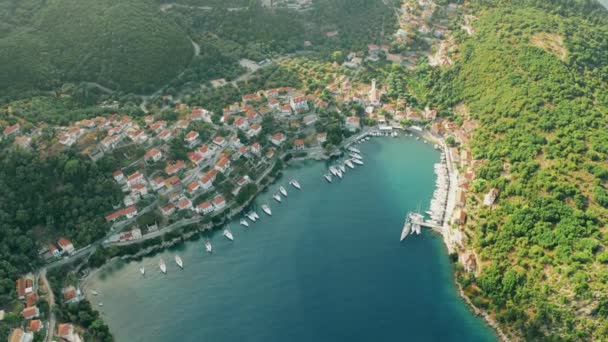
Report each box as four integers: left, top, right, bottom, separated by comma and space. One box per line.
449, 3, 608, 340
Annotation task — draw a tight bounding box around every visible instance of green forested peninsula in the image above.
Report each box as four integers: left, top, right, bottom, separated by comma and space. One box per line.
0, 0, 192, 95
431, 0, 608, 340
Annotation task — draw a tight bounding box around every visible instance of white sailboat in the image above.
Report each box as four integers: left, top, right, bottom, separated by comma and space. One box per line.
336, 169, 343, 179
246, 212, 257, 222
345, 160, 355, 169
329, 166, 338, 177
352, 159, 364, 165
175, 255, 183, 269
139, 267, 145, 276
159, 258, 167, 274
262, 204, 272, 216
279, 186, 288, 197
240, 218, 249, 227
252, 211, 260, 220
223, 228, 234, 241
205, 240, 213, 253
348, 146, 361, 153
91, 290, 99, 296
339, 165, 346, 173
273, 193, 282, 203
289, 179, 301, 190
324, 174, 333, 183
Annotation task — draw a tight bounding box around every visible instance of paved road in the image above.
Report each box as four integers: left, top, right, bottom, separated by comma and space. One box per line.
39, 269, 56, 342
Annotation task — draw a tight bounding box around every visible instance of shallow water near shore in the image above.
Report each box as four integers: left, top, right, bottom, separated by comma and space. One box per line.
87, 136, 496, 342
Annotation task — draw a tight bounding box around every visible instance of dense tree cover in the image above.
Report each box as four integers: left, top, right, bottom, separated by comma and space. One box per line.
164, 0, 398, 60
0, 146, 122, 307
425, 2, 608, 340
0, 0, 192, 95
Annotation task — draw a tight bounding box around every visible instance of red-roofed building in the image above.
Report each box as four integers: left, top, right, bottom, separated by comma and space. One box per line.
144, 148, 163, 162
113, 170, 125, 183
127, 172, 145, 187
16, 278, 25, 299
187, 181, 201, 194
280, 104, 292, 115
213, 136, 226, 147
29, 319, 42, 333
268, 98, 280, 109
161, 203, 175, 217
164, 176, 182, 191
345, 116, 361, 131
184, 131, 199, 146
188, 152, 204, 166
150, 176, 166, 191
158, 129, 173, 142
212, 195, 226, 211
26, 293, 38, 308
175, 119, 189, 130
3, 124, 20, 137
271, 133, 286, 146
214, 157, 231, 173
294, 139, 305, 150
177, 198, 193, 210
57, 324, 74, 339
247, 124, 262, 138
165, 160, 186, 175
105, 206, 138, 222
250, 142, 261, 155
49, 243, 61, 257
149, 120, 167, 134
234, 117, 249, 131
198, 144, 213, 159
57, 238, 75, 254
290, 96, 309, 112
196, 201, 214, 215
21, 306, 39, 320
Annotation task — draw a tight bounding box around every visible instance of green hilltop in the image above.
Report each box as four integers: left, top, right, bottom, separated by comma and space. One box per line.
0, 0, 193, 95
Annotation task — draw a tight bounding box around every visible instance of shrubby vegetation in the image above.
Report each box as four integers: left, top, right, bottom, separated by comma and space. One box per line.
420, 1, 608, 339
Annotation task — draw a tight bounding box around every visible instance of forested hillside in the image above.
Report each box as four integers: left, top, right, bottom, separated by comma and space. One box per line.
437, 1, 608, 339
0, 145, 122, 307
0, 0, 192, 95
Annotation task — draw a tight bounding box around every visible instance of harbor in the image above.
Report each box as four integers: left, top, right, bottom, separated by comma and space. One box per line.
83, 137, 495, 342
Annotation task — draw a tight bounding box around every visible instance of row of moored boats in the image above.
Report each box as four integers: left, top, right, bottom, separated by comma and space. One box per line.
149, 179, 303, 275
324, 147, 364, 183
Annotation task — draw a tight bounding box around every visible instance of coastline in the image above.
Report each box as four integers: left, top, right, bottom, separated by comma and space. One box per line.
83, 130, 509, 341
412, 128, 511, 342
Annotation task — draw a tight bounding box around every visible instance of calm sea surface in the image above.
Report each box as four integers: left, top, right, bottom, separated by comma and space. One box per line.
87, 137, 496, 341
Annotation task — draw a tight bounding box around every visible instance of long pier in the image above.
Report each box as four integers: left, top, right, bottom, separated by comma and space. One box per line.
410, 217, 443, 234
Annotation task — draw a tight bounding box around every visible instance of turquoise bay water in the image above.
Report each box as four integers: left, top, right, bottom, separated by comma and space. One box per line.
88, 137, 496, 341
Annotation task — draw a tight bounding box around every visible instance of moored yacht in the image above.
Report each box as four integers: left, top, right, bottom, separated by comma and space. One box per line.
273, 193, 282, 202
262, 204, 272, 216
339, 165, 346, 173
289, 179, 301, 189
175, 255, 183, 269
348, 146, 361, 153
159, 258, 167, 274
240, 218, 249, 227
336, 169, 343, 179
279, 186, 288, 197
324, 173, 333, 183
205, 240, 213, 253
252, 211, 260, 220
223, 228, 234, 241
329, 166, 338, 177
352, 159, 364, 165
345, 160, 355, 169
350, 152, 363, 160
247, 212, 257, 222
